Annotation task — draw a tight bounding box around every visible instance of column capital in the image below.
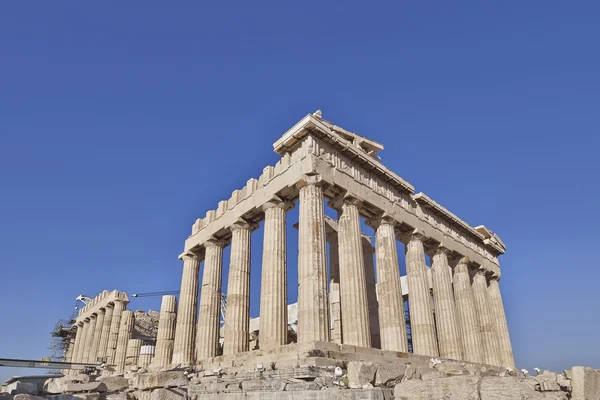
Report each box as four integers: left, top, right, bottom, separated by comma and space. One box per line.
451, 256, 471, 272
229, 219, 259, 232
480, 267, 498, 282
203, 236, 229, 249
456, 256, 470, 265
112, 298, 127, 306
179, 250, 201, 261
328, 191, 363, 211
296, 174, 328, 190
262, 196, 295, 212
434, 245, 451, 256
365, 213, 396, 229
397, 229, 427, 244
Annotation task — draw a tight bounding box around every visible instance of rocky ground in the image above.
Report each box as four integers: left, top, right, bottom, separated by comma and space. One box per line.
2, 360, 594, 400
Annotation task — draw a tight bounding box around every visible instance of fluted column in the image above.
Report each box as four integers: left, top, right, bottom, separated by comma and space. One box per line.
473, 269, 500, 365
370, 217, 408, 352
296, 176, 330, 343
431, 247, 463, 360
487, 276, 515, 368
405, 233, 438, 357
106, 300, 126, 365
153, 295, 177, 368
223, 221, 256, 355
64, 333, 76, 363
125, 338, 143, 368
196, 238, 226, 360
65, 333, 78, 375
114, 310, 134, 374
172, 253, 200, 365
259, 199, 293, 349
97, 305, 113, 361
335, 196, 371, 347
89, 308, 105, 363
71, 322, 85, 364
362, 236, 381, 349
453, 257, 484, 363
327, 231, 342, 344
82, 315, 97, 363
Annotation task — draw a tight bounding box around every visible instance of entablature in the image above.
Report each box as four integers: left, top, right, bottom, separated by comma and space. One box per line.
185, 112, 505, 276
76, 289, 129, 324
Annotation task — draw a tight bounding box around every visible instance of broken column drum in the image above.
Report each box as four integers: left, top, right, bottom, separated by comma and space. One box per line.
153, 295, 177, 368
114, 310, 134, 374
176, 111, 512, 367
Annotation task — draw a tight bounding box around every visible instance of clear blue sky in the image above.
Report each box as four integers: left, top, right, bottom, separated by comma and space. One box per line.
1, 2, 599, 382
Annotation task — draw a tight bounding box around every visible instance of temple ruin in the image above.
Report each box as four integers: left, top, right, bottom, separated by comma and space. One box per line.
65, 110, 513, 375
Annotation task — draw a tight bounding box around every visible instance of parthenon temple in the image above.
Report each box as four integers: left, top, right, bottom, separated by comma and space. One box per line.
66, 110, 514, 374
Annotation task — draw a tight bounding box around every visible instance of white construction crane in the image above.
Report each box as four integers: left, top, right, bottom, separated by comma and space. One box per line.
74, 294, 93, 310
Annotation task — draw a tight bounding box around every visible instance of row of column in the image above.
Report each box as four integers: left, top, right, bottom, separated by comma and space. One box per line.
374, 226, 515, 368
69, 300, 127, 371
69, 294, 178, 373
172, 176, 514, 368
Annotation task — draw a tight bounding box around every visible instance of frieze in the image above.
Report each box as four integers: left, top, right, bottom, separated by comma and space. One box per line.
313, 139, 500, 266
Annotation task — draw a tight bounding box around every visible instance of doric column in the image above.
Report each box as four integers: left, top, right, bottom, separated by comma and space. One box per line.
82, 315, 97, 363
335, 196, 371, 347
327, 231, 342, 344
472, 269, 500, 366
70, 322, 85, 370
77, 321, 89, 364
370, 216, 408, 353
172, 253, 200, 366
223, 220, 256, 355
71, 322, 84, 364
153, 295, 177, 368
259, 199, 293, 349
64, 332, 77, 374
362, 236, 380, 349
430, 247, 463, 360
125, 338, 143, 368
114, 310, 134, 374
487, 276, 515, 368
64, 333, 76, 363
106, 300, 126, 365
89, 308, 105, 363
405, 232, 439, 357
452, 257, 485, 363
80, 320, 92, 363
196, 238, 226, 360
296, 176, 330, 343
97, 305, 113, 361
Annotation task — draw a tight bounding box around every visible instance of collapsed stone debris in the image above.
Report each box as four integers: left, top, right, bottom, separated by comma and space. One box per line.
4, 358, 598, 400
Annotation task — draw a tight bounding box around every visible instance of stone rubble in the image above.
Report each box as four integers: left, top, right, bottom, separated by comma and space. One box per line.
1, 360, 588, 400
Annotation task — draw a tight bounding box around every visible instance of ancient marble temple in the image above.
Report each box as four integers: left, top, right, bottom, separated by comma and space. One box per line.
172, 111, 514, 369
